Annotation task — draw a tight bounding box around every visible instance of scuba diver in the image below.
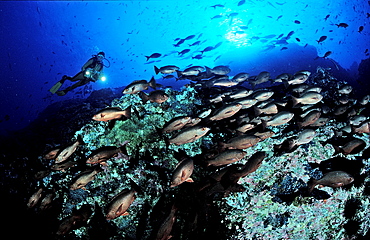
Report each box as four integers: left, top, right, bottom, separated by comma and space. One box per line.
50, 52, 108, 96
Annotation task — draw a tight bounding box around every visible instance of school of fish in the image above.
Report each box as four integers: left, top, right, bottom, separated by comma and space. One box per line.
26, 62, 370, 238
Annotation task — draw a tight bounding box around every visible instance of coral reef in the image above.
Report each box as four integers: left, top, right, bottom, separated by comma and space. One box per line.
20, 68, 370, 240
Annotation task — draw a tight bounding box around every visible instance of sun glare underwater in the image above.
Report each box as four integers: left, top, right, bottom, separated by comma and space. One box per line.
1, 1, 370, 240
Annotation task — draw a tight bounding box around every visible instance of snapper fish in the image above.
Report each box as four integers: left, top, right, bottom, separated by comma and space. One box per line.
177, 66, 205, 77
251, 90, 274, 102
55, 136, 83, 163
70, 167, 102, 190
232, 72, 249, 83
248, 71, 270, 88
168, 126, 210, 145
273, 73, 291, 83
297, 110, 321, 128
123, 77, 156, 94
262, 111, 294, 128
145, 53, 161, 61
208, 103, 242, 121
332, 138, 366, 155
205, 149, 247, 167
292, 129, 316, 147
316, 36, 327, 43
283, 72, 309, 88
235, 97, 258, 109
219, 134, 261, 150
338, 84, 353, 94
27, 187, 43, 208
106, 189, 136, 220
92, 107, 131, 122
291, 92, 323, 107
307, 171, 353, 193
154, 65, 179, 75
162, 116, 192, 133
206, 65, 231, 75
228, 89, 253, 99
86, 144, 129, 165
220, 151, 266, 188
44, 147, 60, 160
139, 90, 169, 104
51, 160, 77, 171
335, 23, 349, 28
154, 204, 178, 240
170, 158, 194, 187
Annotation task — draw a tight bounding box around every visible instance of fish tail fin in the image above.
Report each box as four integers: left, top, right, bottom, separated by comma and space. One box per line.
108, 120, 117, 130
129, 178, 143, 194
176, 70, 183, 78
149, 76, 157, 89
282, 80, 290, 89
291, 96, 299, 107
123, 106, 131, 119
205, 66, 212, 75
76, 135, 84, 145
333, 145, 342, 155
139, 91, 149, 104
145, 56, 150, 61
253, 106, 262, 116
217, 141, 227, 152
261, 120, 268, 131
154, 66, 160, 75
307, 178, 318, 194
250, 82, 256, 89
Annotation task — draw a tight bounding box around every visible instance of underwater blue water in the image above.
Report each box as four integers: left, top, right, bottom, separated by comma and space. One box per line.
0, 0, 369, 136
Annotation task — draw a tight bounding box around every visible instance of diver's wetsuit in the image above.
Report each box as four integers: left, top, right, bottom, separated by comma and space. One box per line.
56, 56, 103, 96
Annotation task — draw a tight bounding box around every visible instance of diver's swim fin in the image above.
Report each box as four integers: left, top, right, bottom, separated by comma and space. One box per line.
49, 82, 63, 94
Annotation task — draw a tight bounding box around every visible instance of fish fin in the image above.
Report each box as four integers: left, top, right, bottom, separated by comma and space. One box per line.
123, 106, 131, 119
139, 91, 149, 104
185, 178, 194, 183
332, 145, 342, 155
261, 120, 268, 131
81, 187, 87, 191
154, 66, 160, 75
121, 211, 130, 216
205, 66, 212, 75
108, 119, 117, 130
250, 82, 256, 89
176, 70, 183, 78
291, 96, 299, 107
149, 76, 156, 89
100, 162, 108, 166
282, 80, 290, 89
217, 141, 227, 152
307, 178, 318, 194
76, 135, 84, 145
253, 106, 262, 116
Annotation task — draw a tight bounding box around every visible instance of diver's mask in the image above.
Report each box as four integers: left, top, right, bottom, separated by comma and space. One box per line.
96, 54, 105, 62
